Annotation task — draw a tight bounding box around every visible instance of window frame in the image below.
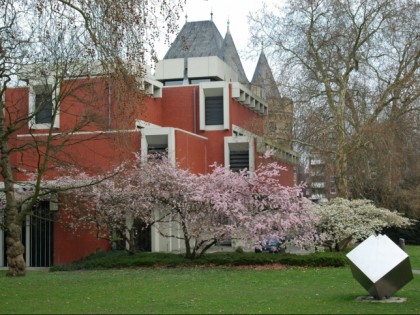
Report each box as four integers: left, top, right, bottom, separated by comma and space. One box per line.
199, 81, 229, 131
141, 127, 176, 166
224, 136, 255, 173
28, 80, 60, 130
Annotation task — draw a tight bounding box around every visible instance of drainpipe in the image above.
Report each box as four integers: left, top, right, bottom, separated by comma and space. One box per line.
193, 86, 197, 134
108, 79, 112, 130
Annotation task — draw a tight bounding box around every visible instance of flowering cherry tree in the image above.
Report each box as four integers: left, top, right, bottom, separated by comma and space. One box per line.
311, 198, 415, 252
65, 152, 318, 258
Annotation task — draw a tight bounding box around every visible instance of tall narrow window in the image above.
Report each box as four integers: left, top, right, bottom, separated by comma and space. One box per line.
29, 82, 60, 129
34, 85, 53, 124
205, 96, 223, 125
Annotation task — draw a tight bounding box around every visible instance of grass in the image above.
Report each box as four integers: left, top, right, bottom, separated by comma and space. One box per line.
406, 245, 420, 269
1, 267, 419, 314
0, 245, 418, 314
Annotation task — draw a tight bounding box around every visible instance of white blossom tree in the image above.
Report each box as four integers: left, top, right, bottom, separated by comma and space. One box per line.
311, 198, 415, 252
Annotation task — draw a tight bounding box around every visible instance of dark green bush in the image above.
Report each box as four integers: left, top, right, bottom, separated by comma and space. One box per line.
383, 220, 420, 245
50, 250, 347, 272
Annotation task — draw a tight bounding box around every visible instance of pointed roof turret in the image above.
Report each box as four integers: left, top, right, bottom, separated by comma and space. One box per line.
251, 51, 280, 99
218, 27, 249, 84
164, 20, 223, 59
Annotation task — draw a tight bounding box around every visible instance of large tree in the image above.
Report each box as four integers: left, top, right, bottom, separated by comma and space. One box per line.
64, 153, 318, 259
249, 0, 419, 198
0, 0, 184, 276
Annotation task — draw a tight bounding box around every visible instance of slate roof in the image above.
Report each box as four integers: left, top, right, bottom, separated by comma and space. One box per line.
164, 20, 249, 84
218, 28, 249, 84
251, 51, 281, 99
164, 20, 281, 93
164, 21, 224, 59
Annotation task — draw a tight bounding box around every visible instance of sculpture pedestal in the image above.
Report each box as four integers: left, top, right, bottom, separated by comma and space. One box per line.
355, 296, 407, 303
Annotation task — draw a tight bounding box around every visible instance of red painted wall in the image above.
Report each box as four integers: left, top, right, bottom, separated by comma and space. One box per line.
175, 130, 208, 174
10, 132, 141, 181
230, 91, 264, 136
142, 97, 164, 126
161, 86, 197, 132
53, 211, 111, 265
59, 78, 110, 132
255, 154, 296, 187
5, 87, 30, 134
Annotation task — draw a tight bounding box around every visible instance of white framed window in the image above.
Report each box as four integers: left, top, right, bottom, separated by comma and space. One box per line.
141, 127, 176, 166
29, 80, 60, 129
224, 136, 255, 173
199, 81, 229, 131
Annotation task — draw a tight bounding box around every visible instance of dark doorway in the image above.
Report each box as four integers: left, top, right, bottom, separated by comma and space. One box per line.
29, 201, 54, 267
2, 200, 54, 267
134, 220, 152, 252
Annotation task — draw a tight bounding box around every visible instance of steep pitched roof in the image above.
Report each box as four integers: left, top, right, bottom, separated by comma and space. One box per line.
218, 28, 249, 84
164, 21, 223, 59
251, 51, 281, 99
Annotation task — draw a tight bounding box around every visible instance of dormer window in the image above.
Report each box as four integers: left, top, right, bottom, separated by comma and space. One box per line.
29, 82, 60, 129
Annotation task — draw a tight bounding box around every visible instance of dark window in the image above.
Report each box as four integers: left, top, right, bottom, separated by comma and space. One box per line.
268, 121, 277, 132
190, 78, 211, 84
147, 144, 168, 160
229, 150, 249, 172
147, 144, 168, 155
34, 85, 53, 124
205, 96, 223, 125
113, 220, 151, 252
164, 80, 184, 86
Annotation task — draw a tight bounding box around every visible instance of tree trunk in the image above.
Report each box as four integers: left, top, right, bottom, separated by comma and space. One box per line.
3, 181, 26, 276
5, 222, 26, 276
336, 148, 349, 198
184, 238, 194, 259
1, 115, 26, 276
336, 95, 349, 199
126, 228, 135, 255
336, 235, 353, 252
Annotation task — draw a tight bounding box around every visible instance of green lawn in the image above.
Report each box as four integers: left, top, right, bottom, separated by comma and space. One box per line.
1, 245, 419, 314
1, 266, 419, 314
406, 245, 420, 270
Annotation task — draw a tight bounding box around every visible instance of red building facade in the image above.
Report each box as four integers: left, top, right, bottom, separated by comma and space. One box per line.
1, 20, 299, 267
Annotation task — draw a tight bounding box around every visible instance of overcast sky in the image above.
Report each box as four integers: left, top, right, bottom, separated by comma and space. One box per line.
155, 0, 280, 81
